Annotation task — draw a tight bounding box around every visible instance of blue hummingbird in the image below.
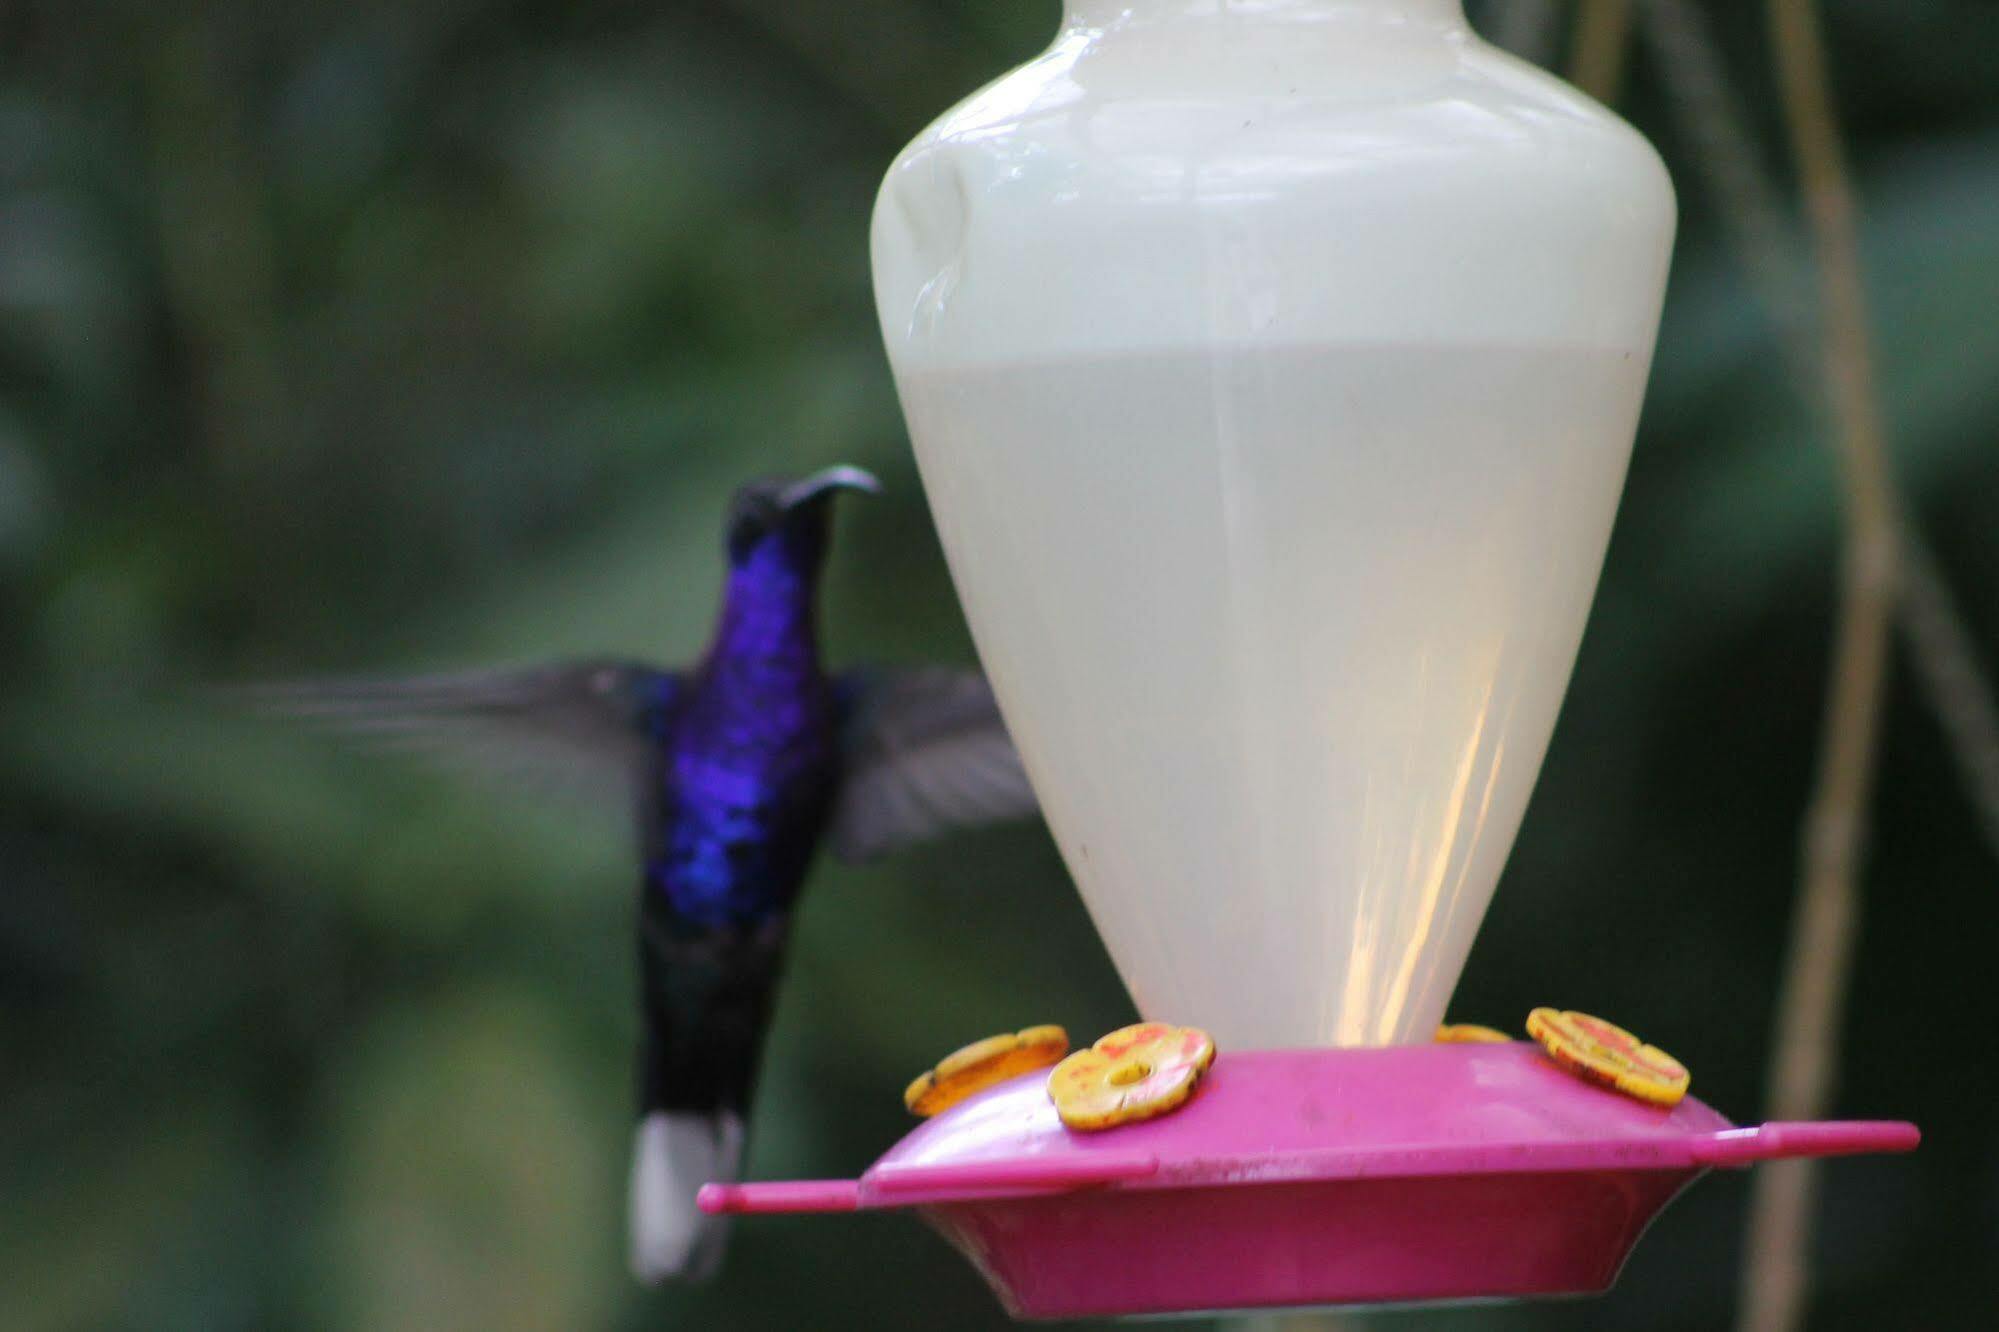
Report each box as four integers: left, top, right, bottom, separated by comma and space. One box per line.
262, 466, 1038, 1282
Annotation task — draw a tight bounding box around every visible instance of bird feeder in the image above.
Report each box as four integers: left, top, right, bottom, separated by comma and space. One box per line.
705, 0, 1918, 1316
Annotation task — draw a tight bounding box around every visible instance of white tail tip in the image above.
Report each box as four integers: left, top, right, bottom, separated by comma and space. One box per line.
629, 1111, 744, 1284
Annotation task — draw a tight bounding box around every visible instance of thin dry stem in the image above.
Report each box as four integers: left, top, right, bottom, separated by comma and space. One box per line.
1568, 0, 1637, 102
1642, 0, 1999, 865
1639, 0, 1820, 395
1898, 538, 1999, 857
1740, 2, 1901, 1330
1490, 0, 1560, 66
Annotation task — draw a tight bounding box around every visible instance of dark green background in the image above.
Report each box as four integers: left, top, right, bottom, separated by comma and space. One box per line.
4, 2, 1995, 1328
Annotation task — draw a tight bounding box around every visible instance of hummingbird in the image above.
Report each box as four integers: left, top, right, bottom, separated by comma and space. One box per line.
258, 465, 1039, 1282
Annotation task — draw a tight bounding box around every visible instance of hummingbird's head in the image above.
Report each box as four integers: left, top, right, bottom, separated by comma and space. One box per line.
724, 464, 881, 575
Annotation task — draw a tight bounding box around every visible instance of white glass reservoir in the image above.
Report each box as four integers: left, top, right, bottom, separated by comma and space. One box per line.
872, 0, 1675, 1050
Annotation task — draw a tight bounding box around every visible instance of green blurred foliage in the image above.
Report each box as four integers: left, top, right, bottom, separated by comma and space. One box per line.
1, 1, 1995, 1329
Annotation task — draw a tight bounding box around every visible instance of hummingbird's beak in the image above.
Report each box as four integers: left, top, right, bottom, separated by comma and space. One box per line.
778, 465, 882, 512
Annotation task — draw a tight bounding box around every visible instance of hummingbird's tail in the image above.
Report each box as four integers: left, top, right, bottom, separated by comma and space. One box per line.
629, 912, 786, 1284
628, 1108, 744, 1284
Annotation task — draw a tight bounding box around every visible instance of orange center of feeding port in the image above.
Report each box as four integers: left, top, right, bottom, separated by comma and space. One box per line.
1046, 1022, 1216, 1131
904, 1025, 1070, 1117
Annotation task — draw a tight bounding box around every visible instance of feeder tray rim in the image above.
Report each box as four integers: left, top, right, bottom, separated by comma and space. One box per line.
701, 1042, 1918, 1216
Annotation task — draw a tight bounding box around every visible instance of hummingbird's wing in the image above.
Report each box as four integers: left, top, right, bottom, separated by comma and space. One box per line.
829, 667, 1040, 862
243, 660, 680, 809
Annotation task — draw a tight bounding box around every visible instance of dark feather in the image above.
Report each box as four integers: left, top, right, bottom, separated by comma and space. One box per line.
829, 668, 1038, 862
240, 660, 680, 808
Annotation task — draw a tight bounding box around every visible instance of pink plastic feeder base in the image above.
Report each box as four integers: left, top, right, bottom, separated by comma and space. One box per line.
927, 1167, 1694, 1319
701, 1043, 1918, 1320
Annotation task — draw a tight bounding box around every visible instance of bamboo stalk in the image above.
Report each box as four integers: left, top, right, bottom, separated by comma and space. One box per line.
1740, 2, 1900, 1329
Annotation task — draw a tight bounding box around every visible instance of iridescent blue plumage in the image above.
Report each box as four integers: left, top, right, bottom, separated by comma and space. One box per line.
257, 464, 1039, 1286
649, 530, 838, 928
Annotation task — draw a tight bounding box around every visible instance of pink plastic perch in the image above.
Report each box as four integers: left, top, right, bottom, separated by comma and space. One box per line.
697, 1179, 860, 1215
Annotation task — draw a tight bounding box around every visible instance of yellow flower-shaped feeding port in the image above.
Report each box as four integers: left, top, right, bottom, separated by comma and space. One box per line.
1047, 1022, 1216, 1132
905, 1025, 1070, 1117
1436, 1023, 1512, 1044
1526, 1007, 1690, 1107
